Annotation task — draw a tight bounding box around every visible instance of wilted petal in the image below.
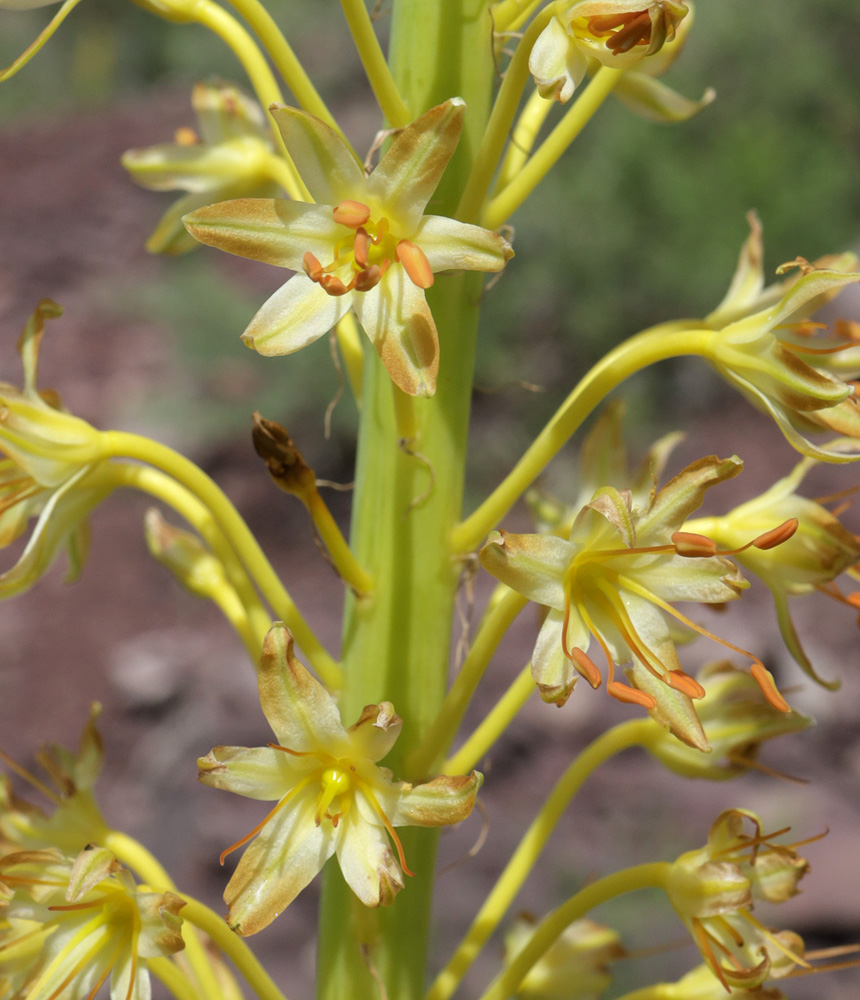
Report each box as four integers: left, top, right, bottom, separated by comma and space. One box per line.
241, 275, 351, 358
412, 214, 513, 273
269, 104, 366, 206
198, 746, 309, 801
638, 553, 746, 603
353, 268, 439, 396
367, 99, 465, 231
641, 456, 743, 539
347, 702, 403, 763
256, 623, 348, 752
183, 198, 342, 269
381, 771, 482, 826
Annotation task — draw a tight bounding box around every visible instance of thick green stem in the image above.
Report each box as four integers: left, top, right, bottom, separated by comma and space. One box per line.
315, 4, 495, 1000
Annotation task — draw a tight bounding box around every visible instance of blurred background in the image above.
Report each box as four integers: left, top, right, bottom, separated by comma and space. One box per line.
2, 2, 860, 997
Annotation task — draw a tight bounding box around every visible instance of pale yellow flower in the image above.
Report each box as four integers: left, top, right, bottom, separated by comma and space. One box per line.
198, 624, 482, 934
0, 845, 184, 1000
184, 99, 513, 396
667, 810, 811, 990
529, 0, 689, 103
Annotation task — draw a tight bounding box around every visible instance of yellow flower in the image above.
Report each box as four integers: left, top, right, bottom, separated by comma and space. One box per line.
0, 302, 114, 599
122, 80, 278, 255
702, 214, 860, 461
198, 623, 482, 934
184, 99, 513, 396
641, 660, 812, 781
666, 809, 810, 990
686, 453, 860, 688
0, 703, 109, 854
529, 0, 689, 103
480, 455, 791, 748
0, 845, 184, 1000
504, 915, 622, 1000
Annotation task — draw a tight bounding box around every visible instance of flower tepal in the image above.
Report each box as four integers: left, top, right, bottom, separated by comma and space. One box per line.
183, 99, 513, 396
198, 623, 482, 934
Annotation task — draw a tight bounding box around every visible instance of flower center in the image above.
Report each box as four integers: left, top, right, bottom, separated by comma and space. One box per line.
302, 200, 434, 297
579, 10, 654, 54
314, 765, 352, 827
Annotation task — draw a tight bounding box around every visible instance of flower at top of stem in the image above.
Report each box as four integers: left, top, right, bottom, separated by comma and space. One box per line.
0, 843, 184, 1000
701, 213, 860, 462
666, 809, 812, 989
122, 80, 278, 255
198, 623, 482, 934
641, 660, 812, 781
685, 453, 860, 689
608, 2, 715, 123
0, 303, 115, 599
504, 914, 623, 1000
481, 453, 796, 747
0, 703, 109, 855
183, 99, 513, 396
529, 0, 689, 104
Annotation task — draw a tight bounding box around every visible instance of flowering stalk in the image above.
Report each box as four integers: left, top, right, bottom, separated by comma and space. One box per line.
314, 5, 498, 999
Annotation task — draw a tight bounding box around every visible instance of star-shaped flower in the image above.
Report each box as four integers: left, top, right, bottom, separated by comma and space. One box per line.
184, 99, 513, 396
198, 623, 482, 934
480, 455, 795, 747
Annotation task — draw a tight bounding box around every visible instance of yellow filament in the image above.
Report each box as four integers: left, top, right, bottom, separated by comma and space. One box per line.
354, 778, 414, 878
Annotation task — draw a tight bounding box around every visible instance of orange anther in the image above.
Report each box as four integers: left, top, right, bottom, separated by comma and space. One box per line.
173, 126, 199, 146
569, 647, 602, 689
671, 531, 718, 558
333, 200, 371, 229
750, 662, 791, 713
303, 251, 324, 282
396, 240, 434, 289
607, 681, 657, 710
753, 518, 798, 550
320, 273, 350, 296
835, 319, 860, 342
666, 670, 706, 699
353, 265, 382, 292
353, 227, 370, 268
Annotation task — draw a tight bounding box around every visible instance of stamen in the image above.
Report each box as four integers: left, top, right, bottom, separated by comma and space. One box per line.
606, 681, 657, 710
570, 647, 602, 689
219, 771, 319, 865
835, 319, 860, 341
752, 518, 798, 550
396, 240, 434, 289
606, 11, 653, 53
741, 911, 811, 968
0, 747, 61, 803
48, 895, 113, 913
333, 200, 371, 229
353, 265, 382, 292
665, 670, 706, 699
750, 663, 790, 713
691, 919, 730, 990
355, 778, 415, 878
353, 228, 370, 268
303, 252, 324, 283
173, 126, 199, 146
671, 531, 718, 558
320, 274, 351, 296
